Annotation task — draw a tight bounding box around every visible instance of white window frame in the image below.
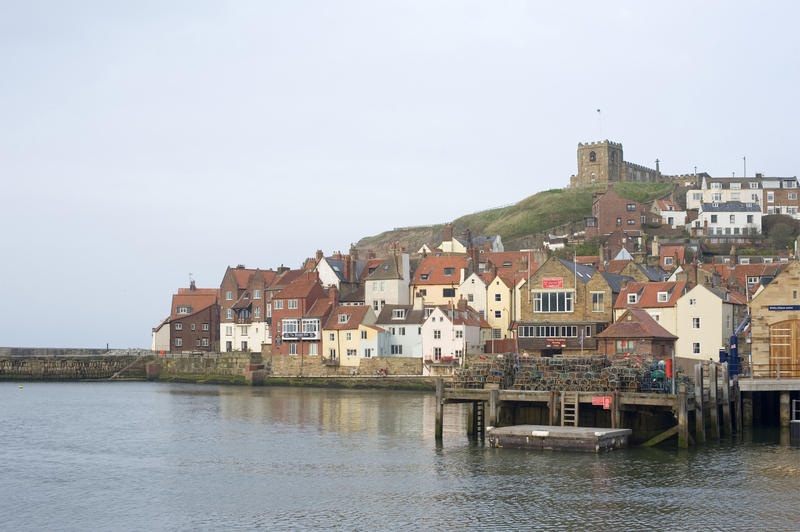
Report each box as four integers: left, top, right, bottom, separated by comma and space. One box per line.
692, 317, 701, 329
288, 299, 298, 310
273, 300, 283, 310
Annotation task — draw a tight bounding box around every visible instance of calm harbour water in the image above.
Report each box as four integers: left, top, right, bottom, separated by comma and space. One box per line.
1, 382, 798, 531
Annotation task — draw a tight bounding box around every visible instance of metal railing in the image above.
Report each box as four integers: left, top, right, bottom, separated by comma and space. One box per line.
741, 361, 800, 379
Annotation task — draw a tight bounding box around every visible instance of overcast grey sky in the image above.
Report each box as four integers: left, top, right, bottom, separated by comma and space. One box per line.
2, 1, 799, 348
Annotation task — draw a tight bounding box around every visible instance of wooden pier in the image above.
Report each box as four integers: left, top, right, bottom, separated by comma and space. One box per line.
434, 361, 742, 449
487, 425, 632, 452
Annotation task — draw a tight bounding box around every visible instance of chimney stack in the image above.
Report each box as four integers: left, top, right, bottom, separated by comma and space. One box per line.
316, 250, 324, 261
349, 244, 358, 261
189, 280, 196, 291
328, 285, 339, 306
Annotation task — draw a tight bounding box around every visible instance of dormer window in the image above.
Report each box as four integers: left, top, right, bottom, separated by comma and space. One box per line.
664, 257, 674, 266
338, 314, 350, 324
424, 308, 433, 318
392, 309, 406, 320
443, 268, 454, 276
657, 292, 668, 303
420, 273, 430, 280
177, 305, 191, 314
627, 294, 638, 304
626, 203, 636, 211
253, 290, 261, 299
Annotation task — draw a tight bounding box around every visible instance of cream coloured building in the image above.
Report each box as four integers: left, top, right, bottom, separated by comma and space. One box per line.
675, 284, 745, 362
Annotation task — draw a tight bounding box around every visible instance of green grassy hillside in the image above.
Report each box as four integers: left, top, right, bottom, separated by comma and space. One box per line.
356, 183, 674, 253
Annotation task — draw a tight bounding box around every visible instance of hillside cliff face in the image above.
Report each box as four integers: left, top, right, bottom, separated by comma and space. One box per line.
355, 183, 674, 254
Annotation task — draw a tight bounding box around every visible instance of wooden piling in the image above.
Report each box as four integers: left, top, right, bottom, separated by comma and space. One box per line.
780, 391, 791, 428
721, 362, 732, 436
694, 363, 706, 443
488, 389, 499, 427
709, 362, 720, 439
548, 390, 556, 426
733, 380, 742, 434
678, 383, 689, 448
610, 392, 617, 429
742, 391, 753, 427
435, 378, 444, 440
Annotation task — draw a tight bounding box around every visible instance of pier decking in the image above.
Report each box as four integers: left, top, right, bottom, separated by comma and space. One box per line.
487, 425, 632, 452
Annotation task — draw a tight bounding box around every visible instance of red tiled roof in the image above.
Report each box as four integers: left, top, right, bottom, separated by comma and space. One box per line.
177, 287, 219, 295
260, 270, 278, 286
575, 255, 601, 264
604, 260, 631, 274
614, 281, 687, 309
700, 263, 782, 295
657, 200, 680, 211
305, 295, 334, 318
274, 272, 321, 299
412, 256, 468, 285
659, 246, 685, 269
169, 291, 219, 320
232, 268, 257, 288
360, 258, 388, 282
364, 324, 386, 333
270, 269, 305, 290
324, 305, 371, 330
597, 308, 677, 340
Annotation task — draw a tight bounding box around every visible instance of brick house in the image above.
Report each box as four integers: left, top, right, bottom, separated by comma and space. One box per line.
595, 308, 677, 360
515, 257, 633, 356
585, 185, 658, 239
760, 175, 800, 217
152, 281, 220, 353
270, 272, 332, 357
219, 265, 278, 352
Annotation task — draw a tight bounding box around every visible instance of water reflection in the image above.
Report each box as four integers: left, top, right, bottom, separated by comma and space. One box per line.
2, 382, 798, 531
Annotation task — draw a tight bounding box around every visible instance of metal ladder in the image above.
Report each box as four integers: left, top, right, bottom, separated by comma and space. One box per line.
561, 391, 579, 427
473, 401, 485, 435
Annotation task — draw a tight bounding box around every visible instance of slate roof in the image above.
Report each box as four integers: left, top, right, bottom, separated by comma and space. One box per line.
557, 258, 596, 284
598, 272, 636, 294
365, 255, 402, 281
338, 284, 365, 303
700, 202, 761, 212
376, 304, 429, 325
429, 306, 490, 328
596, 308, 677, 340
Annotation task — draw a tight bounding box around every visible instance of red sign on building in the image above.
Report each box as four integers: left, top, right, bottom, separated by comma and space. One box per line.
542, 277, 563, 289
592, 396, 612, 409
545, 338, 567, 348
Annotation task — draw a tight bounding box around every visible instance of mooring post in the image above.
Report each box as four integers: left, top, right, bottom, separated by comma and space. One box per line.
548, 390, 556, 426
610, 392, 617, 429
721, 362, 732, 436
709, 362, 720, 439
693, 363, 706, 443
614, 392, 623, 429
488, 389, 499, 427
678, 383, 689, 448
742, 391, 753, 427
780, 391, 791, 428
435, 378, 444, 440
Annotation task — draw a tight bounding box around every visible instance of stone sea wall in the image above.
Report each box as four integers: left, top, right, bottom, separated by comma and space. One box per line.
0, 355, 141, 380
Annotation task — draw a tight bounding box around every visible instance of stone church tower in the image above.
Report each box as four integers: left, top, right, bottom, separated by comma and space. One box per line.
572, 140, 624, 186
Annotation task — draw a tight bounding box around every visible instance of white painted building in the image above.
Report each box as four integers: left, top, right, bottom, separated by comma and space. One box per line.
364, 252, 411, 313
675, 284, 745, 361
456, 272, 489, 319
421, 306, 490, 374
686, 176, 762, 210
693, 202, 762, 237
375, 302, 431, 357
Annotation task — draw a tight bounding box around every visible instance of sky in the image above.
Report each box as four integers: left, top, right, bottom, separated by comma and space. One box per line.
2, 1, 800, 348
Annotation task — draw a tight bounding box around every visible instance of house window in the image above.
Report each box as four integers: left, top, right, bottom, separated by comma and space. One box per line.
175, 338, 182, 347
711, 183, 722, 189
626, 204, 636, 211
712, 193, 722, 202
273, 300, 283, 310
391, 345, 403, 355
585, 326, 591, 338
434, 330, 441, 339
345, 332, 352, 341
373, 300, 379, 311
434, 347, 442, 359
361, 330, 368, 339
363, 348, 372, 358
468, 293, 474, 302
730, 183, 741, 190
664, 256, 673, 266
750, 182, 759, 189
710, 215, 718, 224
443, 288, 456, 298
226, 326, 232, 336
289, 343, 298, 355
729, 214, 735, 223
689, 299, 696, 306
302, 319, 319, 335
288, 299, 298, 310
657, 292, 668, 303
444, 267, 455, 276
420, 273, 430, 280
399, 327, 405, 335
254, 307, 261, 319
176, 305, 191, 314
693, 193, 702, 200
225, 291, 233, 300
253, 290, 261, 299
494, 310, 502, 319
627, 294, 637, 304
789, 193, 798, 200
693, 342, 701, 355
418, 289, 427, 296
591, 292, 604, 312
768, 206, 775, 214
493, 328, 501, 339
692, 317, 701, 329
424, 308, 433, 318
226, 309, 233, 319
202, 338, 209, 347
455, 330, 463, 338
329, 349, 336, 358
240, 326, 248, 335
392, 309, 406, 319
494, 293, 502, 302
616, 218, 622, 226
338, 314, 350, 324
202, 323, 209, 331
191, 323, 196, 331
283, 319, 299, 334
731, 193, 741, 200
347, 349, 357, 357
739, 257, 750, 265
533, 291, 574, 313
747, 215, 753, 223
175, 323, 182, 331
308, 344, 318, 356
329, 333, 335, 341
